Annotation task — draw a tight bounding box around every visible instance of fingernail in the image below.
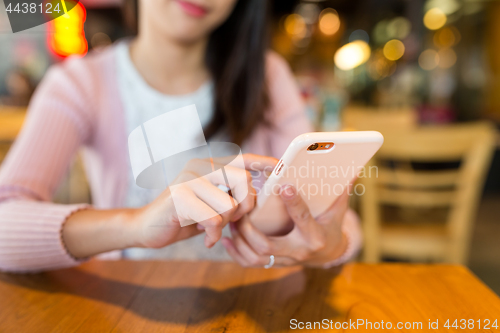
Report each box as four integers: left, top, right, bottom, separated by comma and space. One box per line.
281, 185, 295, 198
197, 224, 205, 230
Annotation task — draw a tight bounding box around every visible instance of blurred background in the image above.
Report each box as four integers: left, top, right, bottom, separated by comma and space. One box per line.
0, 0, 499, 293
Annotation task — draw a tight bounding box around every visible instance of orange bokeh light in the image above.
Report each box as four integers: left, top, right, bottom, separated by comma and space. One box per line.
48, 1, 87, 58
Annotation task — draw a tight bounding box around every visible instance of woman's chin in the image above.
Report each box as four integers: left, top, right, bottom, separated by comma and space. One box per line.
163, 26, 210, 45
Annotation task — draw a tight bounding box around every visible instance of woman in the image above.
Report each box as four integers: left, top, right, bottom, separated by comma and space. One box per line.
0, 0, 361, 272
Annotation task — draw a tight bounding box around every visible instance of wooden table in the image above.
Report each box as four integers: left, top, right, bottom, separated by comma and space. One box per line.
1, 261, 499, 332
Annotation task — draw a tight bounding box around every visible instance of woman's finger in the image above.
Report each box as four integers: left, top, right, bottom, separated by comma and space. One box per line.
171, 185, 225, 248
188, 176, 238, 214
175, 223, 205, 242
222, 236, 296, 268
215, 164, 255, 221
198, 214, 225, 248
280, 185, 317, 233
229, 223, 265, 266
234, 215, 276, 256
184, 154, 277, 222
175, 162, 252, 223
229, 183, 256, 222
242, 213, 310, 260
316, 187, 350, 225
221, 237, 250, 267
228, 221, 297, 267
200, 163, 254, 220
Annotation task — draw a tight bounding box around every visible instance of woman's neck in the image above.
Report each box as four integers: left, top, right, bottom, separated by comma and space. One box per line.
129, 33, 210, 95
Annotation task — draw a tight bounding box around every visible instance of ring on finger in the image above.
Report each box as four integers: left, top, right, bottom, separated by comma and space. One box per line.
264, 255, 275, 269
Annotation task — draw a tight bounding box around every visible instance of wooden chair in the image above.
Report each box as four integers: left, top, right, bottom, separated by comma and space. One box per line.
341, 105, 418, 133
360, 122, 497, 264
0, 107, 27, 142
340, 105, 418, 212
0, 107, 26, 165
0, 107, 91, 204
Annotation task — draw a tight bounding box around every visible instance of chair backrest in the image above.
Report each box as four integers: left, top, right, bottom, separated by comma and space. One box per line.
341, 105, 418, 133
361, 122, 497, 263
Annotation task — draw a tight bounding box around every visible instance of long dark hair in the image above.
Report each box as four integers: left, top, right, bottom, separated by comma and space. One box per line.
124, 0, 270, 145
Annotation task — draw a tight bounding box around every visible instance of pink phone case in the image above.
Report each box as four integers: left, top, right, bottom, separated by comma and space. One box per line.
250, 131, 384, 235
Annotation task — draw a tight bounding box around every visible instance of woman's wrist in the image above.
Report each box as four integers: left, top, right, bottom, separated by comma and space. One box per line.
62, 207, 142, 259
117, 208, 144, 249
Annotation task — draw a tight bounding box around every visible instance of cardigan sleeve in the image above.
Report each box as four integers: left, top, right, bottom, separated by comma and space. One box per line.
265, 52, 363, 266
0, 61, 94, 273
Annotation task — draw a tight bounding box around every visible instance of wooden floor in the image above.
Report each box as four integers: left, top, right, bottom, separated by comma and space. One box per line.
469, 194, 500, 295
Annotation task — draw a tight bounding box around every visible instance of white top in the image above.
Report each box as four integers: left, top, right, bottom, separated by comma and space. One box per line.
116, 41, 233, 260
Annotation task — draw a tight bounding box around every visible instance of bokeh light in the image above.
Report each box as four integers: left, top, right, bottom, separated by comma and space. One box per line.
425, 0, 461, 15
419, 49, 440, 70
334, 40, 371, 71
433, 26, 461, 48
438, 48, 457, 68
349, 29, 370, 43
284, 14, 307, 38
424, 8, 447, 30
383, 39, 405, 61
319, 9, 340, 36
387, 17, 412, 40
91, 32, 112, 50
296, 3, 320, 25
373, 20, 389, 45
369, 50, 397, 80
48, 1, 87, 58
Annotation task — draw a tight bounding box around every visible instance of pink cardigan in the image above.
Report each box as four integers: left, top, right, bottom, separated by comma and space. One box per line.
0, 46, 362, 272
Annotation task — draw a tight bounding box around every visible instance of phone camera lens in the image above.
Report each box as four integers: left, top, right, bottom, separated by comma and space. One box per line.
308, 143, 319, 151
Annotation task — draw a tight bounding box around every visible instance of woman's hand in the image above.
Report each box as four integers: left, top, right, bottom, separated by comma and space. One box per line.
62, 154, 278, 259
221, 185, 349, 268
131, 154, 278, 249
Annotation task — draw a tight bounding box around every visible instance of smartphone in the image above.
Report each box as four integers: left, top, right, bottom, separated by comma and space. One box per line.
250, 131, 384, 235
